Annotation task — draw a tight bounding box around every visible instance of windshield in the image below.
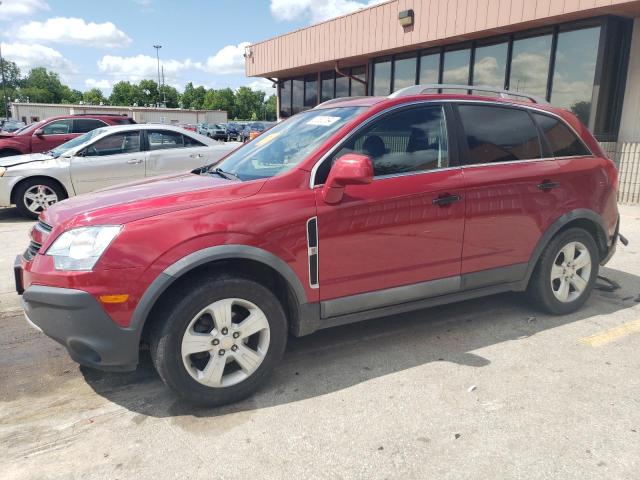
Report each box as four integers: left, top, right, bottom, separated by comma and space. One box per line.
209, 106, 365, 181
49, 128, 107, 158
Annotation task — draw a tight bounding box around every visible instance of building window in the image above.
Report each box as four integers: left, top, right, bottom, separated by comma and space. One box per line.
372, 58, 392, 96
551, 26, 600, 126
335, 74, 349, 98
419, 52, 440, 84
509, 33, 552, 98
321, 71, 334, 102
473, 41, 508, 89
350, 66, 367, 96
292, 78, 304, 114
304, 75, 318, 109
279, 79, 291, 118
393, 54, 417, 92
442, 48, 470, 85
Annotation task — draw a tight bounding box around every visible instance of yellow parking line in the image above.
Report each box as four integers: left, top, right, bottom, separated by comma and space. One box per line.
580, 319, 640, 347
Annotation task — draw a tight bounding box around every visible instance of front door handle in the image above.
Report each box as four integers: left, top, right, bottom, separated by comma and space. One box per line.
190, 153, 204, 159
537, 180, 561, 191
127, 159, 143, 165
432, 193, 462, 207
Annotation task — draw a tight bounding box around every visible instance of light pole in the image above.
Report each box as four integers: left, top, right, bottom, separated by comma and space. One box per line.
153, 44, 162, 107
0, 1, 9, 120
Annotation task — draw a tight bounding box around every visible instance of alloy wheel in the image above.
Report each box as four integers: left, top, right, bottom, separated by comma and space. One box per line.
550, 241, 592, 303
181, 298, 270, 388
23, 185, 59, 213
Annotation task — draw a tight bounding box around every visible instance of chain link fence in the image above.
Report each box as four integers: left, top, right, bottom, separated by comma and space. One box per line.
597, 136, 640, 204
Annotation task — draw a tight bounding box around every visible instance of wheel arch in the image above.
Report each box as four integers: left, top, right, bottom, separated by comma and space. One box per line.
133, 245, 316, 350
0, 147, 23, 157
523, 209, 609, 286
10, 175, 70, 204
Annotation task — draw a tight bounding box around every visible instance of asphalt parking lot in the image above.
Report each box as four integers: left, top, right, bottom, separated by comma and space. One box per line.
1, 206, 640, 480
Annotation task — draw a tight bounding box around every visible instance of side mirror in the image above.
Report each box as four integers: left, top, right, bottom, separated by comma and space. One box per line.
322, 153, 374, 204
34, 128, 44, 136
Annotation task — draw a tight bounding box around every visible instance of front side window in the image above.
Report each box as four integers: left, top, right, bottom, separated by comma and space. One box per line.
73, 119, 107, 134
212, 106, 365, 181
84, 132, 140, 157
458, 105, 541, 164
148, 130, 183, 150
533, 113, 591, 157
325, 105, 449, 179
50, 128, 107, 158
42, 119, 72, 135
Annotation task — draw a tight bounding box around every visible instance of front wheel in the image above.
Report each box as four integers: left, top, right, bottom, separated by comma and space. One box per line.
14, 178, 66, 219
150, 273, 288, 406
527, 228, 599, 315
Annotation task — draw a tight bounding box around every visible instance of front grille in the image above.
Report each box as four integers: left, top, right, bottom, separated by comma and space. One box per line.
23, 240, 42, 261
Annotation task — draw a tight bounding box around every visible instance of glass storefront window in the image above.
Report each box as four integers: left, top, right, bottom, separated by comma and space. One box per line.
419, 53, 440, 84
292, 78, 304, 114
279, 79, 291, 118
335, 74, 349, 98
304, 75, 318, 109
551, 27, 601, 126
473, 42, 508, 88
320, 71, 334, 102
351, 66, 366, 96
393, 55, 417, 92
509, 34, 552, 98
373, 59, 392, 96
442, 49, 470, 86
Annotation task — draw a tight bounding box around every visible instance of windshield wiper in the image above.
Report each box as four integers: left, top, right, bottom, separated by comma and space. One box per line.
209, 167, 241, 181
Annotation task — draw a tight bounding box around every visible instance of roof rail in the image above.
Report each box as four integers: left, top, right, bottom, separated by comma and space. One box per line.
388, 84, 548, 104
314, 96, 370, 108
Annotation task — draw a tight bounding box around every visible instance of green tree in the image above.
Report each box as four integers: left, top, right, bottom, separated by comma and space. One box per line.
181, 82, 207, 109
203, 87, 236, 117
235, 86, 264, 120
21, 67, 67, 103
265, 94, 277, 121
109, 81, 144, 106
83, 88, 106, 105
159, 84, 179, 108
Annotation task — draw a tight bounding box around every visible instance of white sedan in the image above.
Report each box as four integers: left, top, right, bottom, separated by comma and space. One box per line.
0, 124, 239, 218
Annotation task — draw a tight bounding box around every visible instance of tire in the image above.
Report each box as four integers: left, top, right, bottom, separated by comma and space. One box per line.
527, 228, 599, 315
150, 273, 288, 406
14, 178, 66, 220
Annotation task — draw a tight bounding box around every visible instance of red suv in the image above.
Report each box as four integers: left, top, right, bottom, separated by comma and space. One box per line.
16, 86, 620, 406
0, 114, 135, 157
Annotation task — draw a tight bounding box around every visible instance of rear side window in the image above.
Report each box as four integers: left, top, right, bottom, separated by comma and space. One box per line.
458, 105, 542, 164
73, 119, 107, 134
148, 130, 184, 150
183, 134, 205, 147
532, 113, 591, 157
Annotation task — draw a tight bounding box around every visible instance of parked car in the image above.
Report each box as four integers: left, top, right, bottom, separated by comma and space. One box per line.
0, 114, 135, 158
0, 124, 237, 218
240, 122, 267, 142
16, 85, 621, 406
179, 124, 198, 133
204, 124, 227, 141
1, 120, 26, 133
224, 122, 243, 141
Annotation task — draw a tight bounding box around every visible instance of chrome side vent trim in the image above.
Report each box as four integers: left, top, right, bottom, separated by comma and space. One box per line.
306, 217, 319, 289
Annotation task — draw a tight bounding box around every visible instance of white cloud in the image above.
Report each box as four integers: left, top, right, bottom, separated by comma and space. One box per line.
85, 78, 113, 90
1, 42, 75, 75
270, 0, 385, 23
202, 42, 250, 75
246, 78, 277, 95
16, 17, 132, 48
0, 0, 49, 21
97, 54, 200, 83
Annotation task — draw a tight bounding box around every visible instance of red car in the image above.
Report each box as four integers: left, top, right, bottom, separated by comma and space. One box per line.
16, 86, 621, 406
0, 114, 135, 157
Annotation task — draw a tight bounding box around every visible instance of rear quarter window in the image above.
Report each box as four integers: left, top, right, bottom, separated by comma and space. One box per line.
532, 113, 592, 157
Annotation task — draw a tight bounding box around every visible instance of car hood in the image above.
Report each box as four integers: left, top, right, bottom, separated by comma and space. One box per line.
43, 172, 266, 228
0, 152, 53, 168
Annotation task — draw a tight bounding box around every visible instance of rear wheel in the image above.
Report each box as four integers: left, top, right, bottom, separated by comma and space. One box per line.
527, 228, 599, 314
150, 273, 287, 406
14, 178, 66, 219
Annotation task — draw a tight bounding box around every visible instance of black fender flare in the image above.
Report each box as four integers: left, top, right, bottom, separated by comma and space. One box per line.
128, 245, 309, 337
523, 208, 609, 286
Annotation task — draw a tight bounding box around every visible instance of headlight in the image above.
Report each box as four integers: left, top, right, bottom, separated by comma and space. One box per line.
0, 167, 6, 177
46, 226, 121, 271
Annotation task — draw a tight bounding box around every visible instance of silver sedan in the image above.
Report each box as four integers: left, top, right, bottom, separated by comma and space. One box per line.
0, 124, 239, 218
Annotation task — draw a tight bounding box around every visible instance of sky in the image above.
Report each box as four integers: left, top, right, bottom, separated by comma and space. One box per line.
0, 0, 385, 95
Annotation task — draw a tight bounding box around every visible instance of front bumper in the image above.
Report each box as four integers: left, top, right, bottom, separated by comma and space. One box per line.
22, 285, 139, 371
600, 215, 622, 266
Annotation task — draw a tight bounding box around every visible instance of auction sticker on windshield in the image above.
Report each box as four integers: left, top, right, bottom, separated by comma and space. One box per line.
306, 116, 341, 126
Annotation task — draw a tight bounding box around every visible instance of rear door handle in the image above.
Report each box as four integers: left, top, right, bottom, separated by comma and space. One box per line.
127, 159, 143, 164
537, 180, 561, 191
432, 193, 462, 206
